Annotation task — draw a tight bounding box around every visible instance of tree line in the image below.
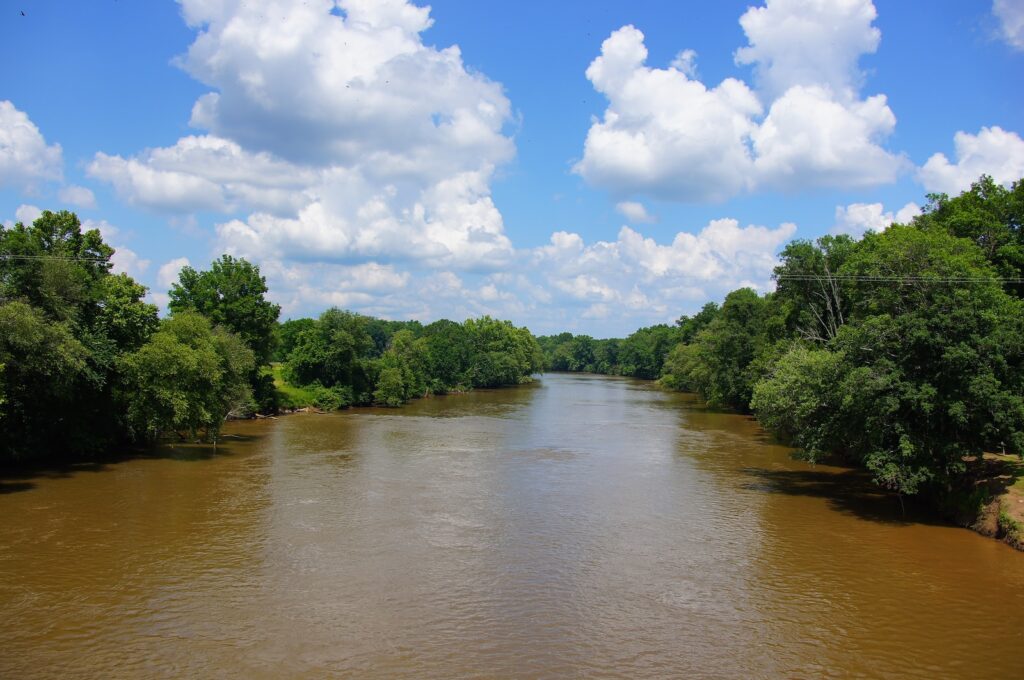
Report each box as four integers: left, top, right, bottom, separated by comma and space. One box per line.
276, 311, 543, 409
0, 211, 541, 463
666, 176, 1024, 499
536, 324, 680, 379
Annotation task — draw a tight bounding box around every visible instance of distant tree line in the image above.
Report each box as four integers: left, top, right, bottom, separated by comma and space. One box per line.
0, 211, 542, 463
275, 311, 543, 409
536, 324, 680, 379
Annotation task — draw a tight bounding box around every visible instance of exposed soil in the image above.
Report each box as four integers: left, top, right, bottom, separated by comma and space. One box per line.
963, 453, 1024, 551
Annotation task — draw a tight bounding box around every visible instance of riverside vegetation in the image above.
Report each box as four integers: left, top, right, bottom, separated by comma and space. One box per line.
539, 176, 1024, 547
2, 176, 1023, 546
0, 211, 542, 461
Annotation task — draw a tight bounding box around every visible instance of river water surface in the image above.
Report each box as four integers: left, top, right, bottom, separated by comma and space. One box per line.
1, 373, 1022, 678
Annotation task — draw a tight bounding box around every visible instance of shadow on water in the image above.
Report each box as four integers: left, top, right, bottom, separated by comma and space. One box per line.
0, 481, 36, 495
0, 433, 266, 494
740, 466, 949, 527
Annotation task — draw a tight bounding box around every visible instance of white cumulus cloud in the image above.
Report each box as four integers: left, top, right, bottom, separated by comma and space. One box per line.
831, 201, 920, 238
918, 126, 1024, 195
110, 247, 151, 280
0, 101, 63, 191
575, 1, 905, 202
735, 0, 881, 98
89, 0, 517, 275
528, 218, 797, 332
14, 204, 43, 225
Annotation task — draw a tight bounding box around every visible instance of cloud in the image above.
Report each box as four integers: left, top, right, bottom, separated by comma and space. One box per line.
81, 218, 119, 242
157, 257, 191, 290
241, 214, 795, 335
615, 201, 656, 223
735, 0, 881, 98
751, 85, 901, 189
831, 201, 920, 238
528, 218, 797, 332
177, 0, 512, 170
671, 49, 699, 79
575, 2, 904, 202
215, 167, 513, 268
993, 0, 1024, 50
88, 135, 316, 214
58, 185, 97, 209
918, 126, 1024, 195
89, 0, 517, 274
14, 204, 43, 224
575, 25, 761, 202
0, 101, 63, 191
110, 246, 151, 280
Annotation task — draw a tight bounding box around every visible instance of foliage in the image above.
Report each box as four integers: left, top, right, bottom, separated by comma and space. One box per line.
666, 178, 1024, 496
274, 318, 316, 362
280, 311, 542, 408
915, 175, 1024, 296
663, 288, 778, 410
119, 313, 255, 442
169, 255, 280, 364
536, 324, 680, 379
0, 211, 158, 460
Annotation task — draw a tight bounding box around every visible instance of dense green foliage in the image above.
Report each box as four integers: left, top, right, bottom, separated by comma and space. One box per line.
120, 312, 255, 441
169, 255, 282, 413
280, 311, 543, 408
169, 255, 280, 364
0, 211, 160, 459
663, 176, 1024, 496
0, 212, 268, 461
537, 324, 679, 378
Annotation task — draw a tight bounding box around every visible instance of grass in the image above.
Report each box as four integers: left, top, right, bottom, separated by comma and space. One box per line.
266, 363, 317, 409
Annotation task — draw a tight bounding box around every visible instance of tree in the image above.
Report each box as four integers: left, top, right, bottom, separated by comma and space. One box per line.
0, 210, 158, 460
284, 308, 375, 401
0, 302, 90, 458
169, 255, 280, 364
915, 175, 1024, 295
119, 312, 255, 442
679, 288, 775, 410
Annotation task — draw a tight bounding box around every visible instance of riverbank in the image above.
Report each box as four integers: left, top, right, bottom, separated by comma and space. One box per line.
956, 453, 1024, 551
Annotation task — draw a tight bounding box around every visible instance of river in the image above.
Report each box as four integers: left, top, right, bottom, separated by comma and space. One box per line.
1, 373, 1022, 678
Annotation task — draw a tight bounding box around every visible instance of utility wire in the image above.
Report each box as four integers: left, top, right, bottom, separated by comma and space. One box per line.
0, 254, 111, 263
775, 274, 1024, 284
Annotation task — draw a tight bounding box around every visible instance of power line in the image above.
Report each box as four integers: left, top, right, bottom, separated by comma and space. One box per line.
775, 274, 1024, 284
0, 254, 111, 263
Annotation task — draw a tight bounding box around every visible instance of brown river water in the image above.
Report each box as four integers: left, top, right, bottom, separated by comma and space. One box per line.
1, 373, 1022, 678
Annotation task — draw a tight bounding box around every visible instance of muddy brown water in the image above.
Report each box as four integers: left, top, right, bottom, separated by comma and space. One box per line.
1, 373, 1022, 678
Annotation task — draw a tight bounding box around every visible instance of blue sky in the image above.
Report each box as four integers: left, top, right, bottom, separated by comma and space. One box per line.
2, 0, 1023, 336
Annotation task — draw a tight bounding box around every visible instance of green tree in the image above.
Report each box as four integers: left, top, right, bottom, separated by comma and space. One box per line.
682, 288, 774, 410
274, 318, 316, 362
915, 175, 1024, 294
0, 210, 158, 460
0, 301, 91, 458
119, 312, 255, 442
169, 255, 280, 364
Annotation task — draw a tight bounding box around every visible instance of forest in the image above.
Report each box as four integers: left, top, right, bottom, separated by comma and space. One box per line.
0, 212, 542, 462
